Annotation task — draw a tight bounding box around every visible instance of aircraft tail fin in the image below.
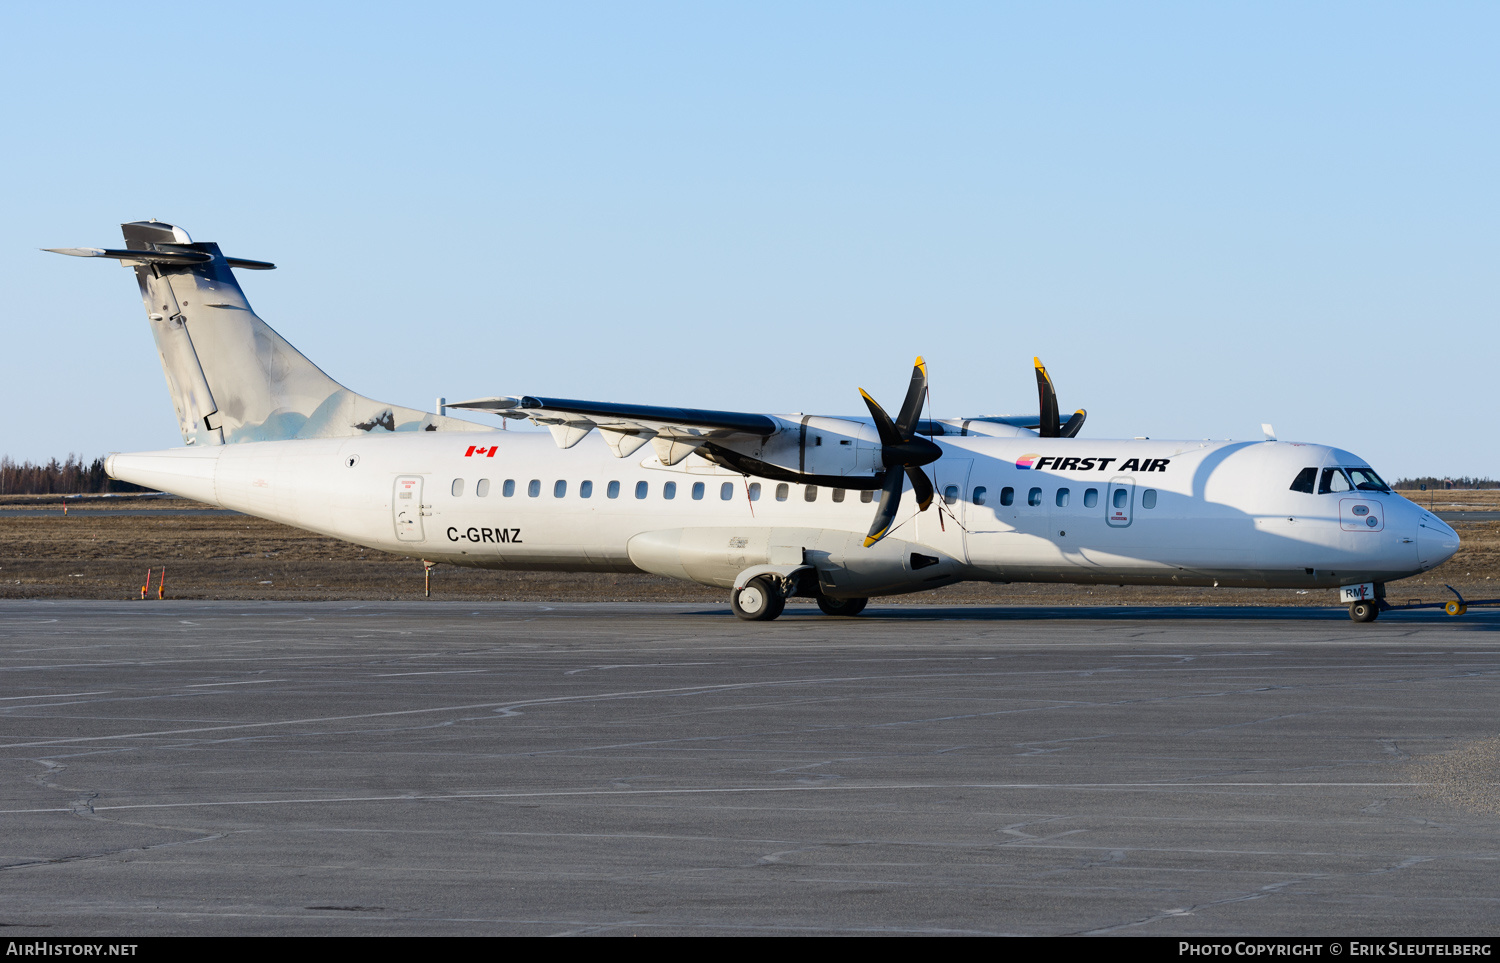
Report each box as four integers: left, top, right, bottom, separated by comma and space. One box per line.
50, 221, 487, 446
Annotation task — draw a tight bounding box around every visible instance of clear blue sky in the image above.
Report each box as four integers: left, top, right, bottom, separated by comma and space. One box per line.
3, 2, 1495, 477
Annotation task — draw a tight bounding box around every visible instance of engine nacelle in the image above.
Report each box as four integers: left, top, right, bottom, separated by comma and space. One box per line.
705, 416, 882, 486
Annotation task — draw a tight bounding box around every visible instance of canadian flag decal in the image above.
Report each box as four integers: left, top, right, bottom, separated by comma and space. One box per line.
465, 446, 499, 458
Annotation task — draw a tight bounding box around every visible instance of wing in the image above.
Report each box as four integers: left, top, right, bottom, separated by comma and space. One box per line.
448, 395, 778, 464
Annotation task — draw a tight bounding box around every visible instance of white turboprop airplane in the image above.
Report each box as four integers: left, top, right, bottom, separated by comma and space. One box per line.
50, 221, 1459, 622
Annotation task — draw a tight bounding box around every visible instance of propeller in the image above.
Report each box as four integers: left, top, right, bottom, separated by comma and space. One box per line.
1034, 357, 1086, 438
859, 357, 943, 547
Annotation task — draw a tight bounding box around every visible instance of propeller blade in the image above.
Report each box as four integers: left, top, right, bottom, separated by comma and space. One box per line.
864, 470, 907, 547
894, 356, 928, 433
858, 388, 903, 449
906, 466, 935, 512
1060, 409, 1086, 438
860, 357, 942, 547
1034, 357, 1060, 438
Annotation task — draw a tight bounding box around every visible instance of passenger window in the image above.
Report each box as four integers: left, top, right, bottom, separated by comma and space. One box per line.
553, 480, 567, 498
607, 481, 620, 499
1000, 487, 1015, 506
775, 483, 789, 501
664, 481, 677, 500
1113, 488, 1128, 509
1319, 468, 1352, 494
832, 488, 846, 503
1028, 487, 1042, 507
860, 490, 874, 503
1290, 467, 1317, 493
580, 481, 593, 499
451, 478, 464, 497
1084, 488, 1098, 508
943, 485, 959, 505
527, 479, 540, 498
1056, 488, 1070, 508
721, 482, 734, 501
749, 482, 762, 501
1142, 489, 1157, 509
973, 486, 987, 506
475, 478, 490, 498
804, 485, 818, 502
635, 481, 648, 499
692, 482, 705, 500
503, 479, 515, 497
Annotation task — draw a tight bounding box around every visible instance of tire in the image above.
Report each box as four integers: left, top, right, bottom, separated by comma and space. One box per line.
731, 576, 786, 621
816, 596, 868, 617
1349, 601, 1379, 623
1445, 600, 1468, 616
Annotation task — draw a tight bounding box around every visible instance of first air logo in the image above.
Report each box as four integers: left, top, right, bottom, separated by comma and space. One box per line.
1016, 455, 1172, 472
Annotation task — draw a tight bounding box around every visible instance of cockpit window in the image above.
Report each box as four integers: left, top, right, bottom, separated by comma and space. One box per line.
1289, 467, 1317, 493
1319, 468, 1352, 494
1346, 468, 1390, 492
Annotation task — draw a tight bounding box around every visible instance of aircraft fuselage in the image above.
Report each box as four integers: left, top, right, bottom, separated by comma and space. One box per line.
107, 429, 1457, 598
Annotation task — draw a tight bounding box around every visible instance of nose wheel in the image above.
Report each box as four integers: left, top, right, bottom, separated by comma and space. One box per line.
1349, 601, 1380, 623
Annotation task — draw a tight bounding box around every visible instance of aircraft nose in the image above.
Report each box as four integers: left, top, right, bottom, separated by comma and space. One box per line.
1416, 513, 1460, 571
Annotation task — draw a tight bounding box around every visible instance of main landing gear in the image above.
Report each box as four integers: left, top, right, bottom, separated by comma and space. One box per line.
816, 596, 868, 617
731, 576, 785, 621
729, 576, 870, 622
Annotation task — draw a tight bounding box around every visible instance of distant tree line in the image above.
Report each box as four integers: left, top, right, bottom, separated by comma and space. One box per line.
1393, 477, 1500, 490
0, 456, 148, 495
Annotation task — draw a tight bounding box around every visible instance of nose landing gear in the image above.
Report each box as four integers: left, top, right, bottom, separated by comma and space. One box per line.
1349, 600, 1380, 623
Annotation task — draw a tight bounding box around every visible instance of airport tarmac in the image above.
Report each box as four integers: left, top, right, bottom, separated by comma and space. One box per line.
1, 600, 1498, 936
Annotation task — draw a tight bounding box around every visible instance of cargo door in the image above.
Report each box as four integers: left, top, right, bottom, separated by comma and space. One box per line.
393, 475, 426, 542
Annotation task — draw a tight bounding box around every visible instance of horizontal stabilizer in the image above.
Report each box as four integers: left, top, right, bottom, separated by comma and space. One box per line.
44, 247, 275, 270
45, 246, 211, 265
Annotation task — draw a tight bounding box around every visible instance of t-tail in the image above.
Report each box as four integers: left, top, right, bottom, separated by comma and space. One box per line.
48, 220, 486, 445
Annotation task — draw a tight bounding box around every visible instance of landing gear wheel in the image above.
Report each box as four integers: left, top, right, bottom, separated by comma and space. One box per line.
732, 576, 786, 621
816, 596, 868, 617
1349, 601, 1379, 623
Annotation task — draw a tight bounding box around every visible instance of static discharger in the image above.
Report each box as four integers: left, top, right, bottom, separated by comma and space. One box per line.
140, 567, 166, 600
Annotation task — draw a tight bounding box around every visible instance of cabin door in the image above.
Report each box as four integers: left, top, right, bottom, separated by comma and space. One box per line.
1106, 477, 1135, 528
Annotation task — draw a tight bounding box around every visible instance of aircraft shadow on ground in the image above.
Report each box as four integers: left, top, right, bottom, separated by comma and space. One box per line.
679, 604, 1500, 626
